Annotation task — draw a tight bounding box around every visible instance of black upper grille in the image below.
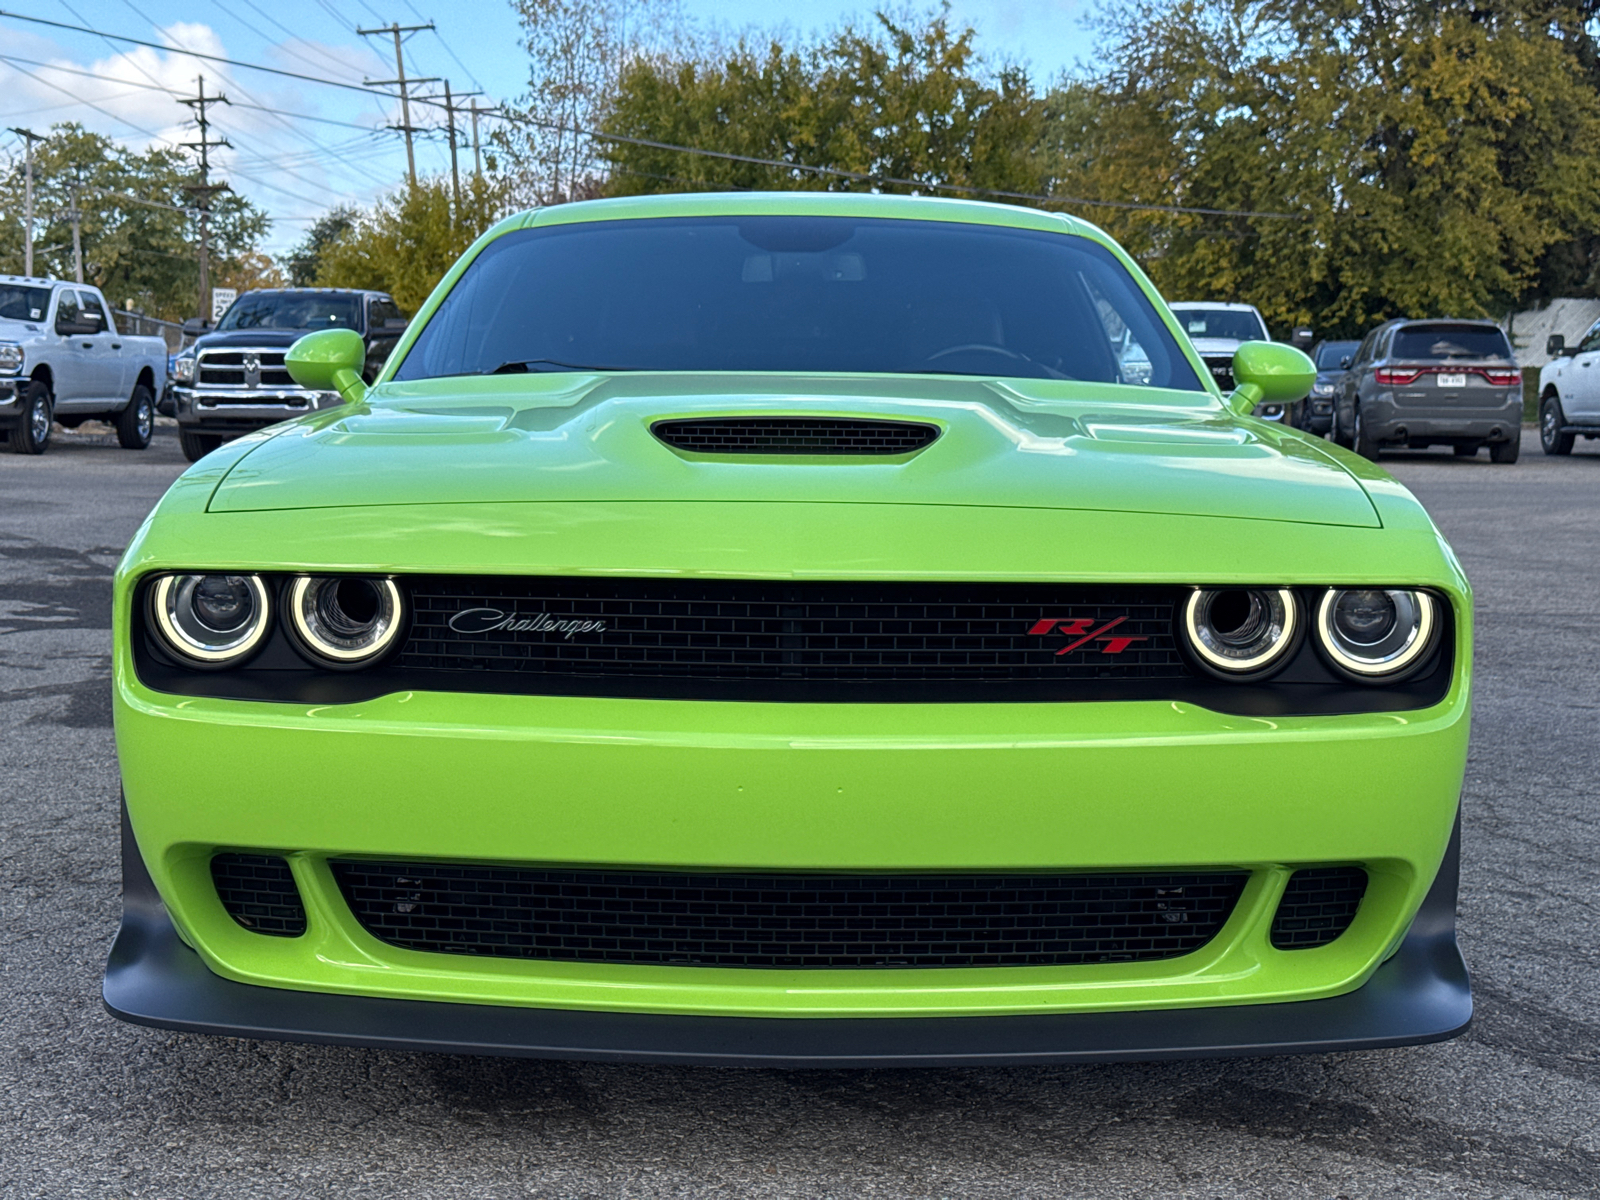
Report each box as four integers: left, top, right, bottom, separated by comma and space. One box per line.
653, 417, 939, 455
1270, 866, 1367, 949
332, 861, 1248, 969
211, 853, 306, 936
395, 578, 1187, 694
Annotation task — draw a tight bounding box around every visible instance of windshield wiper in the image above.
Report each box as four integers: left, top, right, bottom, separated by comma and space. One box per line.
489, 359, 638, 374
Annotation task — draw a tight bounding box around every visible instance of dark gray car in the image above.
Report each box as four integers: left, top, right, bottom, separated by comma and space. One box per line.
1332, 319, 1522, 463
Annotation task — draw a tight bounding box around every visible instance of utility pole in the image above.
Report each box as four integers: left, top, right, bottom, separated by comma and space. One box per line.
425, 82, 482, 221
180, 75, 231, 322
65, 185, 83, 283
469, 101, 482, 181
358, 22, 438, 189
9, 127, 43, 276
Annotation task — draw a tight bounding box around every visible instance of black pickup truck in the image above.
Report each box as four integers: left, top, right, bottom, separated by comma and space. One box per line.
170, 288, 407, 461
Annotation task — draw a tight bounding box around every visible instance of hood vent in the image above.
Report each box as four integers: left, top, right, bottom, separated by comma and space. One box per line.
652, 417, 939, 456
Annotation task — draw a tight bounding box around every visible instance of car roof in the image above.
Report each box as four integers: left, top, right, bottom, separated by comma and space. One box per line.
0, 274, 55, 287
237, 287, 390, 298
1168, 302, 1261, 312
512, 191, 1101, 241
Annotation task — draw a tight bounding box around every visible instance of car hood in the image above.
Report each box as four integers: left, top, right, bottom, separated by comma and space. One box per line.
194, 329, 351, 350
207, 374, 1380, 527
1186, 338, 1246, 357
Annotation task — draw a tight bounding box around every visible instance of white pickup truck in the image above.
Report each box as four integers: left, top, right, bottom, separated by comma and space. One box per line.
0, 275, 168, 454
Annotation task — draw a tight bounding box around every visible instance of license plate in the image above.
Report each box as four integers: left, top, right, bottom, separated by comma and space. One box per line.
1437, 373, 1467, 387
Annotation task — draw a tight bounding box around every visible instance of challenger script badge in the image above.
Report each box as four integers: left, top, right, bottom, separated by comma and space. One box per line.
447, 608, 607, 639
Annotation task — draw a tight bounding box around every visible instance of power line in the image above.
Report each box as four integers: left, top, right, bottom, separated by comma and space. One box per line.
401, 1, 486, 92
358, 20, 439, 187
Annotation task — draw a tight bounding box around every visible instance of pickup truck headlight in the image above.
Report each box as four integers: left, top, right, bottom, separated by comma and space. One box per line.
0, 343, 22, 375
174, 353, 195, 384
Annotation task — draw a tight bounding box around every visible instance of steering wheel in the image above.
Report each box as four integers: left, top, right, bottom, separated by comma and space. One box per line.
925, 343, 1028, 364
922, 343, 1074, 380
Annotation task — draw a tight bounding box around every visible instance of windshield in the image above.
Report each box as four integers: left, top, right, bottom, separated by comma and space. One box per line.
1391, 325, 1511, 361
394, 217, 1204, 390
1315, 341, 1360, 369
1171, 308, 1267, 342
216, 292, 362, 332
0, 284, 51, 323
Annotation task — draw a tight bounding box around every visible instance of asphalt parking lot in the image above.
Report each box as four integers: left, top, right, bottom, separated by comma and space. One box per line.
2, 422, 1598, 1199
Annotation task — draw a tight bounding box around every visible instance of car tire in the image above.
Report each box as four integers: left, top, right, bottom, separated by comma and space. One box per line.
9, 380, 52, 455
1353, 404, 1380, 460
180, 429, 222, 463
116, 384, 154, 450
1491, 434, 1521, 464
1331, 405, 1353, 449
1541, 394, 1575, 456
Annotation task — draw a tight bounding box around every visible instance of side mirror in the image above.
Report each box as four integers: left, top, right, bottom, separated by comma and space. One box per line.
1228, 341, 1316, 416
286, 328, 368, 404
182, 317, 211, 337
1546, 334, 1567, 358
1339, 355, 1353, 370
1290, 326, 1315, 349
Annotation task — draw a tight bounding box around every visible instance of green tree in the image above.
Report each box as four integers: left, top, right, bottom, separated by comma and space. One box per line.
1049, 1, 1600, 334
313, 175, 509, 313
0, 123, 270, 321
285, 206, 358, 287
596, 10, 1049, 199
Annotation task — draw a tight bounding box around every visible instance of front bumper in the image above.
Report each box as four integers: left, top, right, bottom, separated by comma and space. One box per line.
174, 385, 341, 434
105, 800, 1471, 1065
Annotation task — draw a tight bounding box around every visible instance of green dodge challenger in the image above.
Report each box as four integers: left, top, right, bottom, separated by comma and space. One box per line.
105, 193, 1471, 1065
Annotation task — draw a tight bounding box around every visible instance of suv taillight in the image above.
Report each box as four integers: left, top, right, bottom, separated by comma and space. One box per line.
1484, 368, 1521, 386
1374, 367, 1421, 386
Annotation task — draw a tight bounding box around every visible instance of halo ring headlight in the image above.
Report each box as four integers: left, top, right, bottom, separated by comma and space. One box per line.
1315, 588, 1438, 680
287, 575, 404, 667
1182, 587, 1299, 679
150, 573, 271, 666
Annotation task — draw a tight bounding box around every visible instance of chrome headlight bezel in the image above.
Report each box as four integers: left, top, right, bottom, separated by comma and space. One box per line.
0, 343, 23, 375
285, 575, 405, 668
173, 353, 195, 384
1180, 587, 1301, 680
1314, 588, 1440, 682
148, 573, 272, 667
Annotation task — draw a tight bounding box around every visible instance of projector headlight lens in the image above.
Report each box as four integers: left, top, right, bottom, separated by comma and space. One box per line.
1182, 587, 1299, 678
1316, 588, 1437, 679
287, 575, 403, 666
150, 573, 270, 665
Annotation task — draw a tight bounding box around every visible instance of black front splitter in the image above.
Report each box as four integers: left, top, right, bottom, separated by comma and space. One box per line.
104, 808, 1470, 1067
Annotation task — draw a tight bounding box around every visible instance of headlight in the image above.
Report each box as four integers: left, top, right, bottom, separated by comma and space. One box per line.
1310, 382, 1335, 397
287, 576, 404, 666
174, 354, 195, 383
150, 574, 271, 666
1181, 587, 1299, 678
0, 343, 22, 374
1315, 588, 1438, 680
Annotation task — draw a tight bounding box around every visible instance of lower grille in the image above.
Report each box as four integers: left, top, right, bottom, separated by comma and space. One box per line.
1270, 866, 1367, 949
211, 853, 306, 936
653, 417, 939, 455
331, 861, 1248, 969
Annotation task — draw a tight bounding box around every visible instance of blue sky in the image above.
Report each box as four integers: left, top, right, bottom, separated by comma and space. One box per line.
1, 1, 1097, 256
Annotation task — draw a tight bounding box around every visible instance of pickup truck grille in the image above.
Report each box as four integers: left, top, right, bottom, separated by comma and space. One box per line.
195, 348, 297, 391
1202, 355, 1235, 391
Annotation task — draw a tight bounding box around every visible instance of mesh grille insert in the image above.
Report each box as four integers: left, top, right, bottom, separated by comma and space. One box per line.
396, 578, 1188, 689
331, 861, 1249, 969
211, 853, 307, 936
653, 417, 939, 455
1270, 866, 1368, 949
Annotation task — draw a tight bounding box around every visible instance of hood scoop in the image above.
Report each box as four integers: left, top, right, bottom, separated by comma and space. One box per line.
652, 417, 939, 456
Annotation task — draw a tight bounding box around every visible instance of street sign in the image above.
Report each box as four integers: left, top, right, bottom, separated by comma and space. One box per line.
211, 287, 236, 322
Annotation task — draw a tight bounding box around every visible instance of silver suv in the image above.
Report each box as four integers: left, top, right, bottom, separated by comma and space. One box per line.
1332, 319, 1522, 463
